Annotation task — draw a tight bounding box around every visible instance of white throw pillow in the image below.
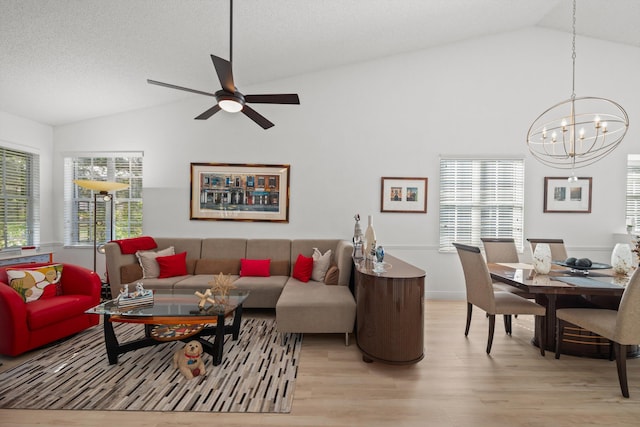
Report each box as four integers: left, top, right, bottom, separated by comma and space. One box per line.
311, 248, 332, 282
136, 246, 175, 279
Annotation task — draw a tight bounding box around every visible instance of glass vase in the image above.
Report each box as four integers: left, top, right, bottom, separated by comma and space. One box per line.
364, 215, 377, 260
611, 243, 632, 275
532, 243, 552, 274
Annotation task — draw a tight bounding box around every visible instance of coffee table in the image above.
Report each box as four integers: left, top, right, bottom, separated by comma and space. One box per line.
86, 290, 249, 365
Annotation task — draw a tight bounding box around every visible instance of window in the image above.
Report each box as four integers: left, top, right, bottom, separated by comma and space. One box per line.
63, 152, 143, 247
439, 157, 525, 252
0, 146, 40, 249
626, 154, 640, 234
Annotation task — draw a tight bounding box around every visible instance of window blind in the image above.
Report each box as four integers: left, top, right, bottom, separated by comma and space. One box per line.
626, 154, 640, 235
439, 157, 525, 252
63, 152, 143, 246
0, 146, 40, 249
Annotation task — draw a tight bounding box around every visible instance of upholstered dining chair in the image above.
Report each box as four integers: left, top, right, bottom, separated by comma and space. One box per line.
453, 242, 546, 355
527, 238, 568, 262
481, 237, 534, 299
555, 268, 640, 398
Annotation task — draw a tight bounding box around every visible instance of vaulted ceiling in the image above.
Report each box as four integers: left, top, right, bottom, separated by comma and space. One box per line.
1, 0, 638, 126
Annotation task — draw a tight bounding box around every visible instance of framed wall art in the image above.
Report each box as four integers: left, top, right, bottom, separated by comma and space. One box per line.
380, 177, 428, 213
543, 176, 592, 213
190, 163, 290, 222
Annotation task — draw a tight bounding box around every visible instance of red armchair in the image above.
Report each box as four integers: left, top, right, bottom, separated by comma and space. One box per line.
0, 262, 101, 357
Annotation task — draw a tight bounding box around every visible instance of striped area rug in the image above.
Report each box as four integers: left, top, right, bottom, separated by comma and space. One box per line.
0, 318, 302, 413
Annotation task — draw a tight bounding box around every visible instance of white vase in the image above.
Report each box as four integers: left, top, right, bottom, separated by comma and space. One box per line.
532, 243, 552, 274
364, 215, 377, 260
611, 243, 632, 275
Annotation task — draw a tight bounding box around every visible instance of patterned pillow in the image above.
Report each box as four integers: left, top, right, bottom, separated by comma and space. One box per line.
7, 264, 64, 303
136, 246, 175, 278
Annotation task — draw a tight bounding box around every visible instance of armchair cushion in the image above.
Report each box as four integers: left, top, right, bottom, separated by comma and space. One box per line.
26, 295, 96, 330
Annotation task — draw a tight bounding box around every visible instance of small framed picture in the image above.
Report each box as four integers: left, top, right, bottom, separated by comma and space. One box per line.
380, 177, 428, 213
543, 177, 592, 213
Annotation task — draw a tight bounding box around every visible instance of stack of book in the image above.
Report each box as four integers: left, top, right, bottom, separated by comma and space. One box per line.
117, 289, 154, 308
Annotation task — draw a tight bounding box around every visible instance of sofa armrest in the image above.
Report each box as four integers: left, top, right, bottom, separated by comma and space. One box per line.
59, 264, 102, 300
334, 240, 354, 286
0, 282, 30, 354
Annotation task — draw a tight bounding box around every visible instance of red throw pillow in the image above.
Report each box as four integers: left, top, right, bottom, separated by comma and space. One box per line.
156, 252, 188, 278
240, 258, 271, 277
292, 254, 313, 282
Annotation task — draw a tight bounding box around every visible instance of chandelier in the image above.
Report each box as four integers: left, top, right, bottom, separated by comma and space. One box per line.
526, 0, 629, 179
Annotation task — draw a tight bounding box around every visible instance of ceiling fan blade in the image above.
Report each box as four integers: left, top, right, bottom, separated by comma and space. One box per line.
211, 55, 236, 93
244, 94, 300, 104
194, 104, 222, 120
242, 105, 274, 129
147, 79, 216, 97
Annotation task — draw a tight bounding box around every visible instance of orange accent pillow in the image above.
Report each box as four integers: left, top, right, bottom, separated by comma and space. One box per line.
240, 258, 271, 277
156, 252, 188, 278
292, 254, 313, 282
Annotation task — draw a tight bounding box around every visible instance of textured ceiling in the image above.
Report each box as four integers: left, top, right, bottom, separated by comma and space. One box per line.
0, 0, 638, 126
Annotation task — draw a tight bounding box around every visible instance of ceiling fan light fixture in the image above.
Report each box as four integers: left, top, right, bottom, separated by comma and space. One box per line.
218, 97, 243, 113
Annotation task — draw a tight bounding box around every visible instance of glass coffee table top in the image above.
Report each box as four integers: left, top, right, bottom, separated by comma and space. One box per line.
86, 289, 250, 318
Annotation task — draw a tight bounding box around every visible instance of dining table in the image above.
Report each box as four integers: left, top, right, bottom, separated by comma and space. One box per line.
488, 262, 634, 358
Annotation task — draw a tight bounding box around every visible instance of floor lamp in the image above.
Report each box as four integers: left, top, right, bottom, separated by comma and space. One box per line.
74, 180, 129, 274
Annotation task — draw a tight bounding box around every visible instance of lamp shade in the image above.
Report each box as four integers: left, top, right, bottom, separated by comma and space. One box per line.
74, 180, 129, 192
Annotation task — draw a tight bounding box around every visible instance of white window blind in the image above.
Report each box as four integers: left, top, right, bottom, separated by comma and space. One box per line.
439, 157, 525, 252
626, 154, 640, 234
0, 146, 40, 249
63, 152, 143, 246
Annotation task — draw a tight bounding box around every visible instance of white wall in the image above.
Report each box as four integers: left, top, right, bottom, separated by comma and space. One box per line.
49, 27, 639, 298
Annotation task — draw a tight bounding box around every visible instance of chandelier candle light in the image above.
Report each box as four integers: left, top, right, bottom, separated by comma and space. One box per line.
526, 0, 628, 181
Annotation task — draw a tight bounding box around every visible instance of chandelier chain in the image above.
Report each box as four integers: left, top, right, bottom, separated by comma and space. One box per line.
571, 0, 576, 100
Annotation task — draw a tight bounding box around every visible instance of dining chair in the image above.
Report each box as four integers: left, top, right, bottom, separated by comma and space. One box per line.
527, 238, 568, 262
555, 268, 640, 398
481, 237, 534, 299
453, 242, 546, 355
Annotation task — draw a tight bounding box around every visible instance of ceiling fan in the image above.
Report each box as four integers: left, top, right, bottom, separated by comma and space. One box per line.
147, 0, 299, 129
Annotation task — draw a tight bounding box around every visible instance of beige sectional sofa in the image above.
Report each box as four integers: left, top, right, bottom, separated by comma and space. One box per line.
104, 237, 356, 344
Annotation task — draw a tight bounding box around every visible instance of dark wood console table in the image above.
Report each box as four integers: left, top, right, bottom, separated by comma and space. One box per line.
354, 254, 425, 365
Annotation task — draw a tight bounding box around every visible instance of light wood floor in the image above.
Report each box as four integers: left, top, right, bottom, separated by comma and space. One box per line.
2, 300, 640, 426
